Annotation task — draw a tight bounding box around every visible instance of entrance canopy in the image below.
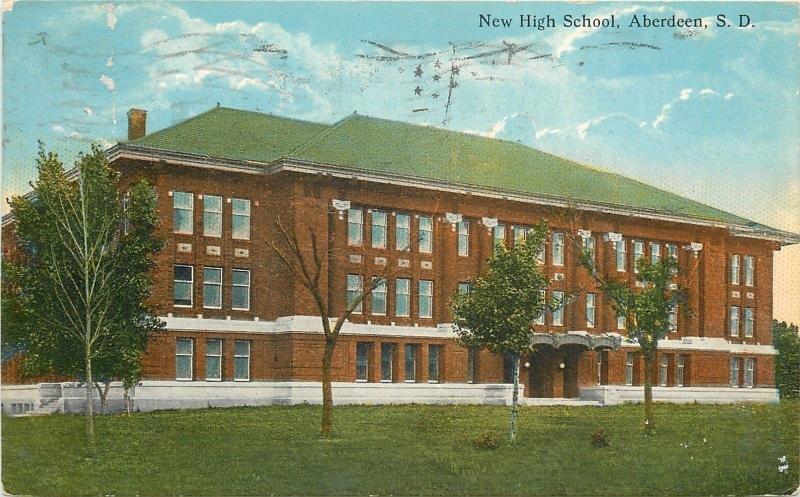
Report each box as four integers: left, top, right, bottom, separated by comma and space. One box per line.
530, 331, 622, 351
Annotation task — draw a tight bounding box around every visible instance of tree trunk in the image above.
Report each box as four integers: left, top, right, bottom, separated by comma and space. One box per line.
124, 386, 132, 416
320, 339, 336, 438
643, 351, 655, 434
94, 381, 110, 414
85, 351, 95, 442
509, 354, 520, 443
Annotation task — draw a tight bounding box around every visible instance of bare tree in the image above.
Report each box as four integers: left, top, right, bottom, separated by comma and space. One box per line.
268, 215, 393, 438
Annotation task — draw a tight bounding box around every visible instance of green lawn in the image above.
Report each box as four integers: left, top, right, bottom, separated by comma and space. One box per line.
3, 401, 799, 496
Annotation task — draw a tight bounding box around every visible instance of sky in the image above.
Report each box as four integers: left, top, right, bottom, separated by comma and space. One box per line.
2, 1, 798, 323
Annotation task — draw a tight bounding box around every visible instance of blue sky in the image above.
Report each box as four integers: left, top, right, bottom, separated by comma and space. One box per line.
2, 1, 798, 322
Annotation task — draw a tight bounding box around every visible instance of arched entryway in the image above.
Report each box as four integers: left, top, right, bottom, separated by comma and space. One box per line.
525, 332, 621, 399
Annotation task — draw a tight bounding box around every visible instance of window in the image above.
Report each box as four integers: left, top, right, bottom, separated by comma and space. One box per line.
371, 277, 387, 316
616, 239, 627, 272
203, 267, 222, 309
381, 343, 395, 381
730, 255, 740, 285
234, 340, 250, 381
552, 291, 564, 326
419, 280, 433, 318
618, 313, 627, 330
744, 308, 754, 337
203, 195, 222, 237
633, 240, 644, 273
173, 191, 193, 234
586, 293, 596, 328
205, 339, 222, 381
534, 289, 546, 326
121, 193, 131, 235
659, 355, 668, 386
347, 274, 363, 313
173, 265, 194, 307
513, 226, 527, 246
729, 306, 740, 336
396, 213, 410, 250
356, 342, 370, 382
176, 338, 193, 380
467, 347, 478, 383
418, 215, 433, 253
744, 358, 755, 387
457, 282, 471, 295
493, 225, 506, 254
457, 220, 469, 256
744, 256, 755, 287
552, 232, 564, 266
625, 352, 634, 385
395, 278, 410, 317
667, 244, 678, 274
650, 243, 661, 264
404, 344, 418, 382
428, 345, 441, 383
348, 208, 363, 246
668, 304, 678, 333
372, 210, 387, 249
676, 355, 686, 387
729, 357, 741, 387
667, 244, 678, 261
231, 198, 250, 240
582, 235, 596, 262
232, 269, 250, 311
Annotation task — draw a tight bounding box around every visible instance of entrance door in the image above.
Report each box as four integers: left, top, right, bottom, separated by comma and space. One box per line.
563, 352, 580, 398
529, 348, 555, 398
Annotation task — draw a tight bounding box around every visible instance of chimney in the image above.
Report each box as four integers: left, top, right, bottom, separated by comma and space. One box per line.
127, 108, 147, 140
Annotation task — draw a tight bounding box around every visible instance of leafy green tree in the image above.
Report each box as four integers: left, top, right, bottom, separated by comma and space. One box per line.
451, 222, 557, 443
772, 320, 800, 399
2, 145, 163, 439
579, 251, 688, 434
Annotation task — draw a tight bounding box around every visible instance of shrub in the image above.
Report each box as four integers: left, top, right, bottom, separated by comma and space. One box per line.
773, 321, 800, 399
472, 432, 501, 450
590, 429, 609, 448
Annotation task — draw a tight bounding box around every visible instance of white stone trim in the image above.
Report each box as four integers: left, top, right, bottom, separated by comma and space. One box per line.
161, 317, 778, 356
580, 385, 779, 405
619, 336, 777, 356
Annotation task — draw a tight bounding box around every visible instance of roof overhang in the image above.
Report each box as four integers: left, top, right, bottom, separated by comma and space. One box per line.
105, 143, 800, 246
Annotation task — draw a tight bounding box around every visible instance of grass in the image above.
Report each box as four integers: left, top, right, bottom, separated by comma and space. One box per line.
3, 401, 799, 496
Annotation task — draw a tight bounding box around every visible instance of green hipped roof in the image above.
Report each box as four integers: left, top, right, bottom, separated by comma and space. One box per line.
132, 106, 330, 163
132, 106, 749, 226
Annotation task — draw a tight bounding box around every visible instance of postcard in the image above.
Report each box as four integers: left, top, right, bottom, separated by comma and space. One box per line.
2, 1, 798, 496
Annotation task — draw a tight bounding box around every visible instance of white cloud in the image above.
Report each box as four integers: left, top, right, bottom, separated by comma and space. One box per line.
52, 125, 65, 134
84, 107, 93, 115
535, 127, 563, 140
650, 87, 730, 129
99, 75, 116, 91
103, 3, 117, 30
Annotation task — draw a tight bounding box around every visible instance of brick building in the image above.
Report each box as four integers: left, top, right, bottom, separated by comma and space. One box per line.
3, 105, 798, 411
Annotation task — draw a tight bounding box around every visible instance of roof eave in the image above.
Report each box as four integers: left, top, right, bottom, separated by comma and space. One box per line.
101, 145, 799, 246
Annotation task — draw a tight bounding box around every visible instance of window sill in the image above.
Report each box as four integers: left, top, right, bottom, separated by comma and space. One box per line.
174, 305, 193, 309
203, 306, 222, 310
380, 379, 393, 383
355, 379, 368, 383
175, 378, 193, 381
206, 378, 222, 382
233, 378, 250, 382
232, 308, 251, 312
427, 380, 439, 384
404, 380, 417, 383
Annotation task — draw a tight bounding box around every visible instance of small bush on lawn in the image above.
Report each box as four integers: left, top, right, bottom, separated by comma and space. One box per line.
590, 429, 609, 448
473, 432, 501, 449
